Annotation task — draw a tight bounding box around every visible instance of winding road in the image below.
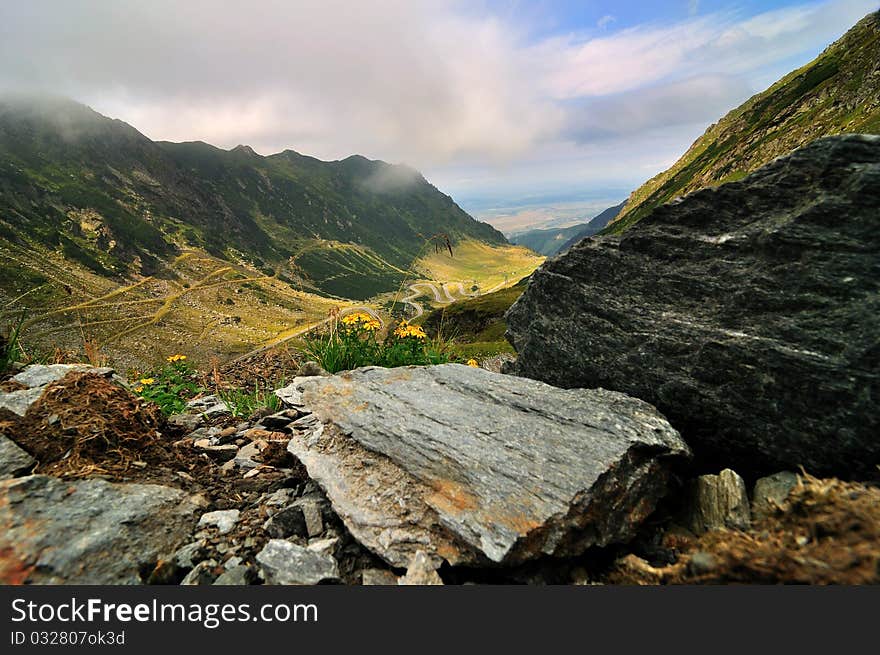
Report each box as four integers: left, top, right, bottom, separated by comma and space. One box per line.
400, 281, 480, 318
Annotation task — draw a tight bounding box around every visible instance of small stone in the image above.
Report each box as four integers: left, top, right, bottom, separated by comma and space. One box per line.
398, 550, 443, 585
0, 435, 35, 479
256, 539, 339, 585
688, 551, 718, 576
361, 568, 399, 585
213, 565, 251, 586
195, 444, 238, 462
307, 537, 338, 557
296, 499, 324, 537
297, 361, 330, 377
181, 560, 217, 585
752, 471, 799, 521
263, 505, 308, 539
173, 540, 208, 569
198, 509, 240, 535
232, 445, 261, 470
684, 469, 751, 535
168, 413, 204, 432
261, 410, 300, 430
244, 428, 288, 442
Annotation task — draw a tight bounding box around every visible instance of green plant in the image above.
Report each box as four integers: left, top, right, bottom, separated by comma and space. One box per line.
304, 312, 452, 374
1, 312, 25, 373
218, 381, 283, 418
133, 354, 203, 415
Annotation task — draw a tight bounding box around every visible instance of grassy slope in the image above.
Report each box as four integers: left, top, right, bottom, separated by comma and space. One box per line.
510, 224, 586, 256
608, 10, 880, 234
420, 277, 530, 355
414, 241, 543, 295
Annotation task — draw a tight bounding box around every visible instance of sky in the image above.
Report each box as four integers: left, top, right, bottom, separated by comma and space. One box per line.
0, 0, 877, 229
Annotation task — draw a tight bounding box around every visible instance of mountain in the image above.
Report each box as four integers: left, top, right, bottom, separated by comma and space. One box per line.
607, 10, 880, 234
509, 224, 586, 256
557, 201, 626, 252
0, 95, 506, 299
510, 201, 624, 256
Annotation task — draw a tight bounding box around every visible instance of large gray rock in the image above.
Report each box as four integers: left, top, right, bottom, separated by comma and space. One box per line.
281, 364, 690, 568
506, 135, 880, 477
0, 475, 199, 584
0, 435, 35, 479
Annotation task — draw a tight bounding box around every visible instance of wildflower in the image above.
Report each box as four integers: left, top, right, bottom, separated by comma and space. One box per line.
134, 386, 144, 393
393, 323, 427, 339
466, 359, 479, 368
139, 377, 155, 385
167, 354, 187, 363
341, 312, 380, 330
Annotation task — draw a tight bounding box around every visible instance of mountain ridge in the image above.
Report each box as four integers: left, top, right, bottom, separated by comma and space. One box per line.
0, 94, 506, 299
607, 9, 880, 234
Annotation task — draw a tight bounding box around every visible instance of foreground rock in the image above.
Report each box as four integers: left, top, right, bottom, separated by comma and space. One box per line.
0, 475, 199, 584
279, 364, 690, 568
506, 135, 880, 477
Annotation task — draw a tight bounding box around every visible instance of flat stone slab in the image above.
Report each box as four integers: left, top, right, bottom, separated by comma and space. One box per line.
0, 475, 199, 584
282, 364, 690, 567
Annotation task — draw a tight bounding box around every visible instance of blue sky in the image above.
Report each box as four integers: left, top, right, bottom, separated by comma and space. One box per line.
1, 0, 877, 231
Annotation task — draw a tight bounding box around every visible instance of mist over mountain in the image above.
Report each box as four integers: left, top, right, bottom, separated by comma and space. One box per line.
0, 95, 505, 299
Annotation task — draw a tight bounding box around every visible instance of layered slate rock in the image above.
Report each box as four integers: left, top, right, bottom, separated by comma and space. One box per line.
506, 135, 880, 477
280, 364, 690, 568
0, 475, 199, 584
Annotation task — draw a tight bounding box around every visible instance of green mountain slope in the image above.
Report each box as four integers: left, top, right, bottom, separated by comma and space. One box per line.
510, 201, 625, 256
608, 10, 880, 234
0, 95, 506, 299
509, 223, 586, 256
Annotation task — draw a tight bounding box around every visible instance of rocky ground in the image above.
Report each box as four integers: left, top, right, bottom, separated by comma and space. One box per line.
1, 362, 877, 585
1, 135, 877, 586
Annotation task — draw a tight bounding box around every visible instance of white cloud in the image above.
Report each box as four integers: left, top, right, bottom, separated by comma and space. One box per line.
0, 0, 876, 200
597, 15, 616, 29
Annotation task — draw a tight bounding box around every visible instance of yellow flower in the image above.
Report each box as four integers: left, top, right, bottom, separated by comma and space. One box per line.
341, 312, 380, 330
393, 324, 427, 340
466, 359, 479, 368
134, 386, 144, 393
167, 354, 187, 363
139, 377, 155, 385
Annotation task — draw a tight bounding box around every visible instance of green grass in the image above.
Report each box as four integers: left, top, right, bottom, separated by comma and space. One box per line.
218, 382, 283, 418
1, 313, 25, 373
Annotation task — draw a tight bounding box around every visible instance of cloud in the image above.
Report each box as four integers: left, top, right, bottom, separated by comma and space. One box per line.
0, 0, 876, 201
597, 15, 616, 30
562, 74, 755, 142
